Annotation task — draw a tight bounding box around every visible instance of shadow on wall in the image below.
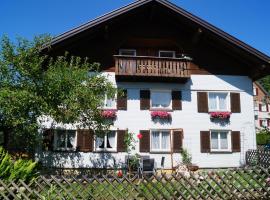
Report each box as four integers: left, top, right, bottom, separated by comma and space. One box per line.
36, 151, 124, 169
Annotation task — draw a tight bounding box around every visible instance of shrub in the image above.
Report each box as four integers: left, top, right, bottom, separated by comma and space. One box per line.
181, 148, 192, 165
0, 146, 38, 181
256, 133, 270, 145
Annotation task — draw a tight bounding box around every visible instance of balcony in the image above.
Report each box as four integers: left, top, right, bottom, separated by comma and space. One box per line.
114, 55, 191, 82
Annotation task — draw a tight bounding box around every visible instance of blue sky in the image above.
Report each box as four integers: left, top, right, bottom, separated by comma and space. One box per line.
1, 0, 270, 56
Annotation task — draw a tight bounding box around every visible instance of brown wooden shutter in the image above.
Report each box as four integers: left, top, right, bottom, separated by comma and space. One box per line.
256, 88, 258, 96
267, 104, 269, 112
268, 120, 270, 127
230, 93, 241, 113
117, 89, 127, 110
172, 130, 183, 153
43, 129, 54, 151
231, 131, 241, 152
140, 90, 150, 110
200, 131, 210, 153
259, 104, 262, 111
77, 129, 93, 152
172, 91, 182, 110
197, 92, 208, 113
260, 120, 263, 127
139, 130, 150, 152
117, 130, 126, 152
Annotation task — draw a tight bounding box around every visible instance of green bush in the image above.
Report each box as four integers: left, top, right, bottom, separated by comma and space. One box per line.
256, 133, 270, 145
181, 148, 192, 165
0, 146, 38, 181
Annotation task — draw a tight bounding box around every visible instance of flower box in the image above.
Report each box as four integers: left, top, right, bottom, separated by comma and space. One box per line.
209, 112, 231, 120
151, 111, 171, 120
101, 110, 117, 119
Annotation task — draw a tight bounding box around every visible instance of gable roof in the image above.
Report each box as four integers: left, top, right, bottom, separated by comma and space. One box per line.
45, 0, 270, 65
254, 81, 270, 97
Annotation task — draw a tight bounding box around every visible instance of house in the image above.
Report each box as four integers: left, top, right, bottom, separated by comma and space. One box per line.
253, 82, 270, 132
38, 0, 270, 169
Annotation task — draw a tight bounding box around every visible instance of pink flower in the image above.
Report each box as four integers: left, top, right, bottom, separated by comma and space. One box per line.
137, 133, 143, 139
101, 110, 117, 119
117, 170, 123, 177
209, 112, 231, 119
266, 177, 270, 185
151, 111, 171, 119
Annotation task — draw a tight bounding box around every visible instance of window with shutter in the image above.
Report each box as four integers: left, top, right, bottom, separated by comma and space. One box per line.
95, 131, 117, 152
173, 130, 183, 153
77, 130, 93, 152
150, 130, 171, 152
140, 90, 150, 110
230, 93, 241, 113
200, 131, 210, 153
231, 131, 241, 152
117, 89, 127, 110
172, 91, 182, 110
197, 92, 208, 113
54, 130, 76, 151
210, 130, 231, 152
117, 130, 126, 152
43, 129, 54, 151
139, 130, 150, 152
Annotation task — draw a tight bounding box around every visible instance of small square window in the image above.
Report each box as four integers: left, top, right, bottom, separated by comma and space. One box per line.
119, 49, 136, 56
208, 92, 229, 111
210, 130, 230, 151
103, 94, 116, 109
261, 104, 267, 112
151, 91, 172, 109
159, 51, 175, 58
54, 130, 76, 151
261, 119, 268, 127
95, 131, 117, 151
151, 130, 170, 152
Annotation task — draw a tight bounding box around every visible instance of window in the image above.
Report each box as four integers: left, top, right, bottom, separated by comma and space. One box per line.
261, 104, 267, 112
54, 130, 76, 151
261, 119, 268, 127
159, 51, 175, 58
151, 90, 172, 109
253, 86, 257, 96
151, 130, 170, 151
208, 92, 229, 111
119, 49, 136, 56
210, 130, 231, 151
104, 94, 116, 109
96, 131, 117, 151
0, 131, 4, 146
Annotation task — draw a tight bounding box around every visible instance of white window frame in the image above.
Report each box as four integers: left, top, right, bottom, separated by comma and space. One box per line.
119, 49, 136, 56
210, 130, 231, 152
208, 92, 230, 112
95, 130, 117, 152
253, 86, 257, 96
150, 129, 171, 152
158, 50, 176, 58
150, 90, 172, 110
54, 130, 77, 151
103, 94, 117, 109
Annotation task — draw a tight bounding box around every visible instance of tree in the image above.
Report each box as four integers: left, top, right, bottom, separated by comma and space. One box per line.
0, 35, 116, 153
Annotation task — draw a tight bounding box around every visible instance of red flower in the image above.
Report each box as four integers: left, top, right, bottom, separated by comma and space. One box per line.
209, 112, 231, 119
151, 111, 171, 119
137, 133, 143, 139
117, 170, 123, 177
101, 110, 117, 119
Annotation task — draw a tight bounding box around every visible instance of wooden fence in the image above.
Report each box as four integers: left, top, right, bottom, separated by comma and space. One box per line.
0, 167, 270, 200
246, 149, 270, 168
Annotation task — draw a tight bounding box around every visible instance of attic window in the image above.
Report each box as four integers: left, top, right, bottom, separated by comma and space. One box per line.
159, 50, 175, 58
119, 49, 136, 56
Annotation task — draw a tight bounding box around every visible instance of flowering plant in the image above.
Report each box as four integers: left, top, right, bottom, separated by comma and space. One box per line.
151, 111, 171, 120
101, 110, 117, 119
137, 133, 143, 139
209, 112, 231, 119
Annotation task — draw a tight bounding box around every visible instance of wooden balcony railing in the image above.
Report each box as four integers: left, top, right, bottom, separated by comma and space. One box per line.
114, 55, 191, 78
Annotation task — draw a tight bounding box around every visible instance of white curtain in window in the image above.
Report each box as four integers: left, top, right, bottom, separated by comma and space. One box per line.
218, 93, 227, 110
152, 131, 160, 149
67, 131, 75, 148
220, 132, 228, 149
57, 130, 66, 148
96, 136, 104, 148
211, 132, 219, 149
107, 131, 116, 149
209, 93, 217, 110
152, 92, 171, 108
161, 131, 170, 150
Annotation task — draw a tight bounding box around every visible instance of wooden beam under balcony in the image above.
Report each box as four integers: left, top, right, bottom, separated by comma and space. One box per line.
114, 55, 191, 82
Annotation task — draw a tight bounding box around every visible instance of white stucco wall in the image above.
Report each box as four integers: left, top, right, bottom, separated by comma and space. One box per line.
37, 73, 256, 169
